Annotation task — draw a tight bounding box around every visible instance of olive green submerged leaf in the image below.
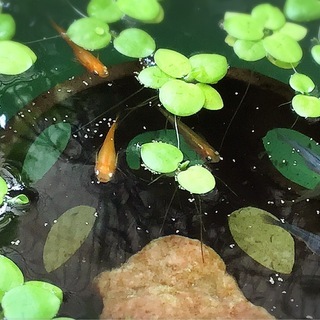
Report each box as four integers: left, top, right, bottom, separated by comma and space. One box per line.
289, 73, 315, 94
278, 22, 308, 41
233, 39, 265, 61
0, 176, 8, 205
196, 83, 223, 110
0, 40, 37, 75
22, 122, 71, 183
138, 66, 172, 89
177, 165, 216, 194
141, 142, 183, 174
262, 128, 320, 189
292, 94, 320, 118
67, 17, 111, 50
0, 13, 16, 40
43, 205, 97, 273
87, 0, 123, 23
228, 206, 294, 274
117, 0, 160, 21
284, 0, 320, 22
159, 79, 205, 116
311, 44, 320, 65
113, 28, 156, 58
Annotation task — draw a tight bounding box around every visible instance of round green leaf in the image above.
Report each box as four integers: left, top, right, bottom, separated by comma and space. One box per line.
263, 33, 303, 63
117, 0, 160, 21
159, 79, 205, 116
251, 3, 286, 30
289, 73, 315, 94
311, 44, 320, 65
142, 4, 164, 23
113, 28, 155, 58
228, 206, 294, 274
177, 165, 216, 194
141, 142, 183, 174
24, 281, 63, 303
292, 94, 320, 118
0, 13, 15, 40
278, 22, 308, 41
2, 285, 61, 319
87, 0, 123, 23
154, 48, 191, 78
0, 176, 8, 205
223, 13, 264, 41
0, 40, 37, 75
284, 0, 320, 22
196, 83, 223, 110
67, 17, 111, 50
138, 66, 172, 89
233, 39, 265, 61
188, 53, 228, 84
0, 255, 24, 302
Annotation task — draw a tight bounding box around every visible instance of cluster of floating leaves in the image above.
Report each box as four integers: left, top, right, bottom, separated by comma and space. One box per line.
0, 5, 37, 75
138, 48, 227, 116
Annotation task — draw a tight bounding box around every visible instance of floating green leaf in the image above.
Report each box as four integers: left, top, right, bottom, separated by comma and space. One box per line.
113, 28, 156, 58
292, 94, 320, 118
262, 128, 320, 189
24, 281, 63, 303
196, 83, 223, 110
0, 13, 15, 40
0, 40, 37, 75
141, 142, 183, 173
233, 39, 265, 61
7, 194, 29, 206
228, 206, 294, 274
1, 284, 61, 319
0, 255, 24, 302
67, 17, 111, 50
22, 122, 71, 183
311, 44, 320, 65
138, 66, 172, 89
278, 22, 308, 41
87, 0, 123, 23
159, 79, 205, 116
177, 165, 216, 194
284, 0, 320, 22
154, 49, 191, 78
289, 73, 315, 93
117, 0, 160, 21
0, 176, 8, 205
266, 54, 299, 69
43, 205, 97, 272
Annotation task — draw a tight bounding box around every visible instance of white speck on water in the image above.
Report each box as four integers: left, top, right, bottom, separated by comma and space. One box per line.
232, 159, 236, 163
145, 229, 149, 233
280, 199, 285, 204
188, 198, 195, 203
108, 83, 112, 87
229, 244, 235, 248
11, 239, 20, 245
171, 217, 176, 221
94, 212, 98, 217
65, 115, 69, 118
306, 315, 314, 319
282, 290, 287, 294
99, 134, 103, 137
290, 298, 294, 302
251, 129, 255, 133
278, 277, 283, 282
235, 91, 239, 95
256, 106, 260, 110
58, 88, 62, 92
66, 89, 72, 93
84, 134, 88, 138
136, 226, 142, 231
82, 80, 89, 86
44, 222, 48, 227
316, 210, 320, 215
143, 126, 147, 130
53, 219, 57, 224
52, 117, 56, 121
175, 229, 180, 234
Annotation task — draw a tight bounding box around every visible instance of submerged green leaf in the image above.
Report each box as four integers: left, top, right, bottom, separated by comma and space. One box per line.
22, 122, 71, 183
0, 13, 16, 40
43, 205, 97, 272
311, 44, 320, 65
87, 0, 123, 23
284, 0, 320, 22
228, 206, 294, 274
0, 176, 8, 205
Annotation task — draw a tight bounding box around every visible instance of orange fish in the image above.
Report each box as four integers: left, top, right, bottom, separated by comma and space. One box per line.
95, 119, 118, 183
50, 19, 109, 78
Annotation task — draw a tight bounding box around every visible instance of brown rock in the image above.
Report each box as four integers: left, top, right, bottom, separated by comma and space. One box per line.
94, 235, 274, 319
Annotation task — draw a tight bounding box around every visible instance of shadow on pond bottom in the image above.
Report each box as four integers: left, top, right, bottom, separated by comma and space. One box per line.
1, 62, 320, 319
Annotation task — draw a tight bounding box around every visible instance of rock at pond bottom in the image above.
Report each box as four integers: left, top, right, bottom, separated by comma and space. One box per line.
94, 235, 274, 319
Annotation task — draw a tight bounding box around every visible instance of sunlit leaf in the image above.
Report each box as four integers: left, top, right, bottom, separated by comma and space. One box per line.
196, 83, 223, 110
262, 128, 320, 189
113, 28, 156, 58
0, 13, 15, 40
87, 0, 123, 23
289, 73, 315, 94
141, 4, 164, 23
0, 176, 8, 205
177, 165, 216, 194
228, 206, 294, 274
24, 281, 63, 303
284, 0, 320, 22
7, 194, 29, 206
22, 122, 71, 183
278, 22, 308, 41
43, 205, 97, 272
138, 66, 172, 89
141, 142, 183, 173
311, 44, 320, 65
266, 54, 299, 69
224, 34, 237, 47
233, 39, 265, 61
292, 94, 320, 118
117, 0, 160, 21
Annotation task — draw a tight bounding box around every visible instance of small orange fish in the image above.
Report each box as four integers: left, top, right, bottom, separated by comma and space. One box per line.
95, 119, 118, 183
50, 19, 109, 78
159, 108, 221, 163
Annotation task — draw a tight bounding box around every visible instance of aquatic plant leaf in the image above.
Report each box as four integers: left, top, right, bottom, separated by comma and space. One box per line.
188, 53, 228, 84
223, 13, 264, 41
141, 142, 183, 174
0, 255, 24, 302
0, 40, 37, 75
228, 206, 294, 274
289, 73, 315, 94
0, 176, 8, 205
233, 39, 265, 61
284, 0, 320, 22
1, 284, 61, 319
278, 22, 308, 41
177, 165, 216, 194
159, 79, 205, 116
154, 49, 191, 78
0, 13, 15, 40
266, 54, 299, 69
22, 122, 71, 183
224, 34, 237, 47
251, 3, 286, 30
126, 129, 202, 170
262, 128, 320, 189
142, 4, 164, 23
7, 194, 29, 206
292, 94, 320, 118
263, 33, 303, 64
87, 0, 123, 23
196, 84, 223, 110
43, 205, 96, 272
113, 28, 156, 58
138, 66, 172, 89
24, 281, 63, 303
117, 0, 160, 21
67, 17, 111, 50
311, 44, 320, 65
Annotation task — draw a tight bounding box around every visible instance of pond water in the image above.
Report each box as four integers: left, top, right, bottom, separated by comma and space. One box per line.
1, 0, 320, 319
